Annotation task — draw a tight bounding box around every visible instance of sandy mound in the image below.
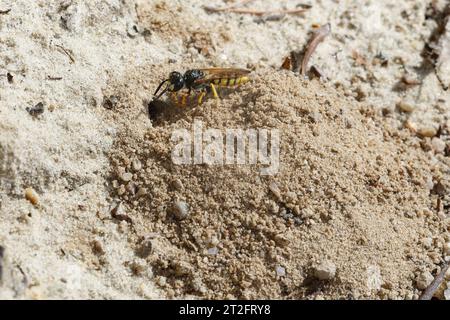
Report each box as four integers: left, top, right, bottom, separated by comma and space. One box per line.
105, 69, 447, 299
1, 0, 449, 300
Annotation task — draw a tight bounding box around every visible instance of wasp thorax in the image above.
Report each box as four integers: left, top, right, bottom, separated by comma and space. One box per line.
183, 69, 204, 87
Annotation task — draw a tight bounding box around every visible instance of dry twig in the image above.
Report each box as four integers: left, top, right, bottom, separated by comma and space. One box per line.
47, 75, 63, 81
418, 261, 450, 300
205, 7, 308, 16
204, 1, 309, 16
301, 23, 331, 76
281, 56, 292, 70
0, 8, 11, 14
55, 44, 75, 64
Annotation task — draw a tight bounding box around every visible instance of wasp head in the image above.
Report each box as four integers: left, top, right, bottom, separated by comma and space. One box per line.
153, 71, 185, 100
169, 71, 184, 91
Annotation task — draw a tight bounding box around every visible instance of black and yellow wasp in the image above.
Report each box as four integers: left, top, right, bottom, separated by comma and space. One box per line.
153, 68, 250, 108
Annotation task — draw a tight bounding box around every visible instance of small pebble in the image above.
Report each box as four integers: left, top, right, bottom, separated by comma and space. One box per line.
156, 276, 167, 287
191, 277, 207, 294
269, 182, 282, 200
24, 187, 39, 205
137, 237, 153, 258
172, 200, 189, 220
431, 137, 446, 154
209, 235, 219, 246
404, 120, 417, 132
110, 202, 132, 223
432, 181, 446, 196
26, 102, 44, 117
172, 179, 184, 191
425, 176, 434, 190
117, 185, 126, 195
268, 201, 279, 214
132, 159, 142, 171
418, 127, 437, 138
444, 242, 450, 255
397, 100, 415, 113
416, 271, 434, 290
274, 234, 289, 247
402, 74, 420, 85
136, 187, 147, 197
207, 247, 218, 255
120, 172, 133, 182
91, 239, 105, 255
276, 265, 286, 277
118, 220, 128, 233
102, 95, 119, 110
422, 237, 432, 248
112, 180, 119, 188
444, 287, 450, 300
314, 260, 336, 280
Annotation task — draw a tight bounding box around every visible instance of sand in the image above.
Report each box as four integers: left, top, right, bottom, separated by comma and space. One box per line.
0, 0, 449, 299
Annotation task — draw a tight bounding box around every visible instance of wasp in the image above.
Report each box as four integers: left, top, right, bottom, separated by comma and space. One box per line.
153, 68, 250, 107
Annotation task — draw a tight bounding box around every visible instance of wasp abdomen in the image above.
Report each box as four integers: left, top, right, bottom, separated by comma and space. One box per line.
169, 91, 207, 108
212, 76, 249, 87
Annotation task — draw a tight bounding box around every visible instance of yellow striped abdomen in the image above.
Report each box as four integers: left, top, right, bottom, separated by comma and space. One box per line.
212, 76, 249, 87
169, 91, 206, 108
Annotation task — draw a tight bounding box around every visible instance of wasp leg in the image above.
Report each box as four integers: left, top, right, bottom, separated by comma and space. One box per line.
198, 90, 206, 105
210, 83, 219, 99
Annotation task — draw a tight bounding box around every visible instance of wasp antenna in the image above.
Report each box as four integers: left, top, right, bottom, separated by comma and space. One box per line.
153, 79, 170, 99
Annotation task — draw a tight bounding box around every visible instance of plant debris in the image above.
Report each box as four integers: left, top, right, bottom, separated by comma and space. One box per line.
47, 75, 63, 81
0, 245, 4, 283
418, 261, 450, 300
301, 24, 331, 76
26, 102, 44, 117
24, 187, 39, 205
204, 1, 310, 16
55, 44, 75, 64
281, 56, 292, 70
103, 95, 120, 110
110, 202, 133, 224
6, 72, 13, 83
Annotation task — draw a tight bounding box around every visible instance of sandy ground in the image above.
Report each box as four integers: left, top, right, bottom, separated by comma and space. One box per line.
0, 0, 449, 299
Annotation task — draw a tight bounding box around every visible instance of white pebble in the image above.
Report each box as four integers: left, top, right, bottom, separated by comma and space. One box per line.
132, 159, 142, 171
156, 276, 167, 287
209, 236, 219, 246
25, 187, 39, 205
207, 247, 218, 255
314, 260, 336, 280
416, 271, 434, 290
444, 242, 450, 255
269, 182, 282, 200
418, 127, 437, 138
397, 100, 415, 113
444, 287, 450, 300
422, 237, 432, 248
172, 200, 189, 220
431, 137, 446, 154
276, 265, 286, 277
366, 265, 382, 291
120, 172, 133, 182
